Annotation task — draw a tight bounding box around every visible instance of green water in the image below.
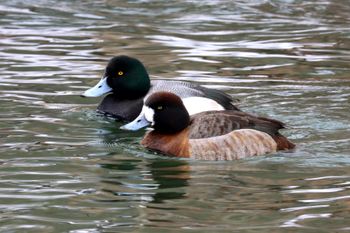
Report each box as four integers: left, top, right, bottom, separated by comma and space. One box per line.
0, 0, 350, 232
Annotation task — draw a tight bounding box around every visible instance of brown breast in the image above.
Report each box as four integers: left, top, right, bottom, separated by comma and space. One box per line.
141, 128, 191, 158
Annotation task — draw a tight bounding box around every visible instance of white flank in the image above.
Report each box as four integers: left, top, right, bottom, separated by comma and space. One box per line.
182, 97, 224, 115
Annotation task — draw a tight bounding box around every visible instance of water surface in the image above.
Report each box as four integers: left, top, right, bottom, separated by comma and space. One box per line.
0, 0, 350, 232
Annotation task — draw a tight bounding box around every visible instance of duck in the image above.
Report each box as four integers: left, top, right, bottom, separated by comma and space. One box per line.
121, 92, 295, 160
81, 55, 239, 121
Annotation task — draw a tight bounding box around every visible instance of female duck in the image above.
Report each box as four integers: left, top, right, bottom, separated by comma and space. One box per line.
121, 92, 295, 160
82, 55, 238, 121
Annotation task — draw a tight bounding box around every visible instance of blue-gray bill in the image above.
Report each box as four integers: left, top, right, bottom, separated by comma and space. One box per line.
81, 77, 112, 97
120, 113, 151, 131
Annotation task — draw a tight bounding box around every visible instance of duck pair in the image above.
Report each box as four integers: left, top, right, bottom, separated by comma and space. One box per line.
82, 56, 295, 160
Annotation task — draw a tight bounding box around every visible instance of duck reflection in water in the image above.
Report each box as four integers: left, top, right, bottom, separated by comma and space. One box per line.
99, 158, 190, 204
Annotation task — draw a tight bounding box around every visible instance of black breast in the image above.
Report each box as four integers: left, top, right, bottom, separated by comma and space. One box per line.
97, 94, 144, 121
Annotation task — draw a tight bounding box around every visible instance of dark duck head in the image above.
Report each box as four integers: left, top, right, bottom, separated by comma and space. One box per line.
121, 92, 191, 134
82, 55, 151, 99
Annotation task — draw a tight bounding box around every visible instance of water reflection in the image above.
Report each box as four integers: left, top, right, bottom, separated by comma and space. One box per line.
93, 158, 350, 231
99, 158, 189, 204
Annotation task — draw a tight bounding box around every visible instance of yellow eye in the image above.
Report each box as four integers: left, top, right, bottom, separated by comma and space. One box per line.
157, 106, 163, 110
118, 71, 124, 76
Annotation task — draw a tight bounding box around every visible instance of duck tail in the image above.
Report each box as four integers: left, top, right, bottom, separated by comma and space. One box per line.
272, 133, 295, 150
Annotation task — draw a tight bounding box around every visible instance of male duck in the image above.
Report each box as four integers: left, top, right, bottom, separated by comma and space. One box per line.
82, 55, 239, 121
121, 92, 295, 160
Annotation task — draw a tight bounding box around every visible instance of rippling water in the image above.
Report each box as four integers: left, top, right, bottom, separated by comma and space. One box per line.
1, 0, 350, 232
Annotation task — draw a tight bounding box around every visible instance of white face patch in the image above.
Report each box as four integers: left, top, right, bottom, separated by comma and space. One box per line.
182, 97, 224, 115
120, 106, 153, 131
143, 106, 155, 125
82, 77, 113, 97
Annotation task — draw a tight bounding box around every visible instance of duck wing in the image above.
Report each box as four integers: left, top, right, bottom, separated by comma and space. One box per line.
188, 110, 285, 139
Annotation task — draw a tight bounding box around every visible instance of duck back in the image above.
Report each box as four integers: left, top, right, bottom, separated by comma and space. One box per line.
189, 111, 286, 139
147, 80, 239, 110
